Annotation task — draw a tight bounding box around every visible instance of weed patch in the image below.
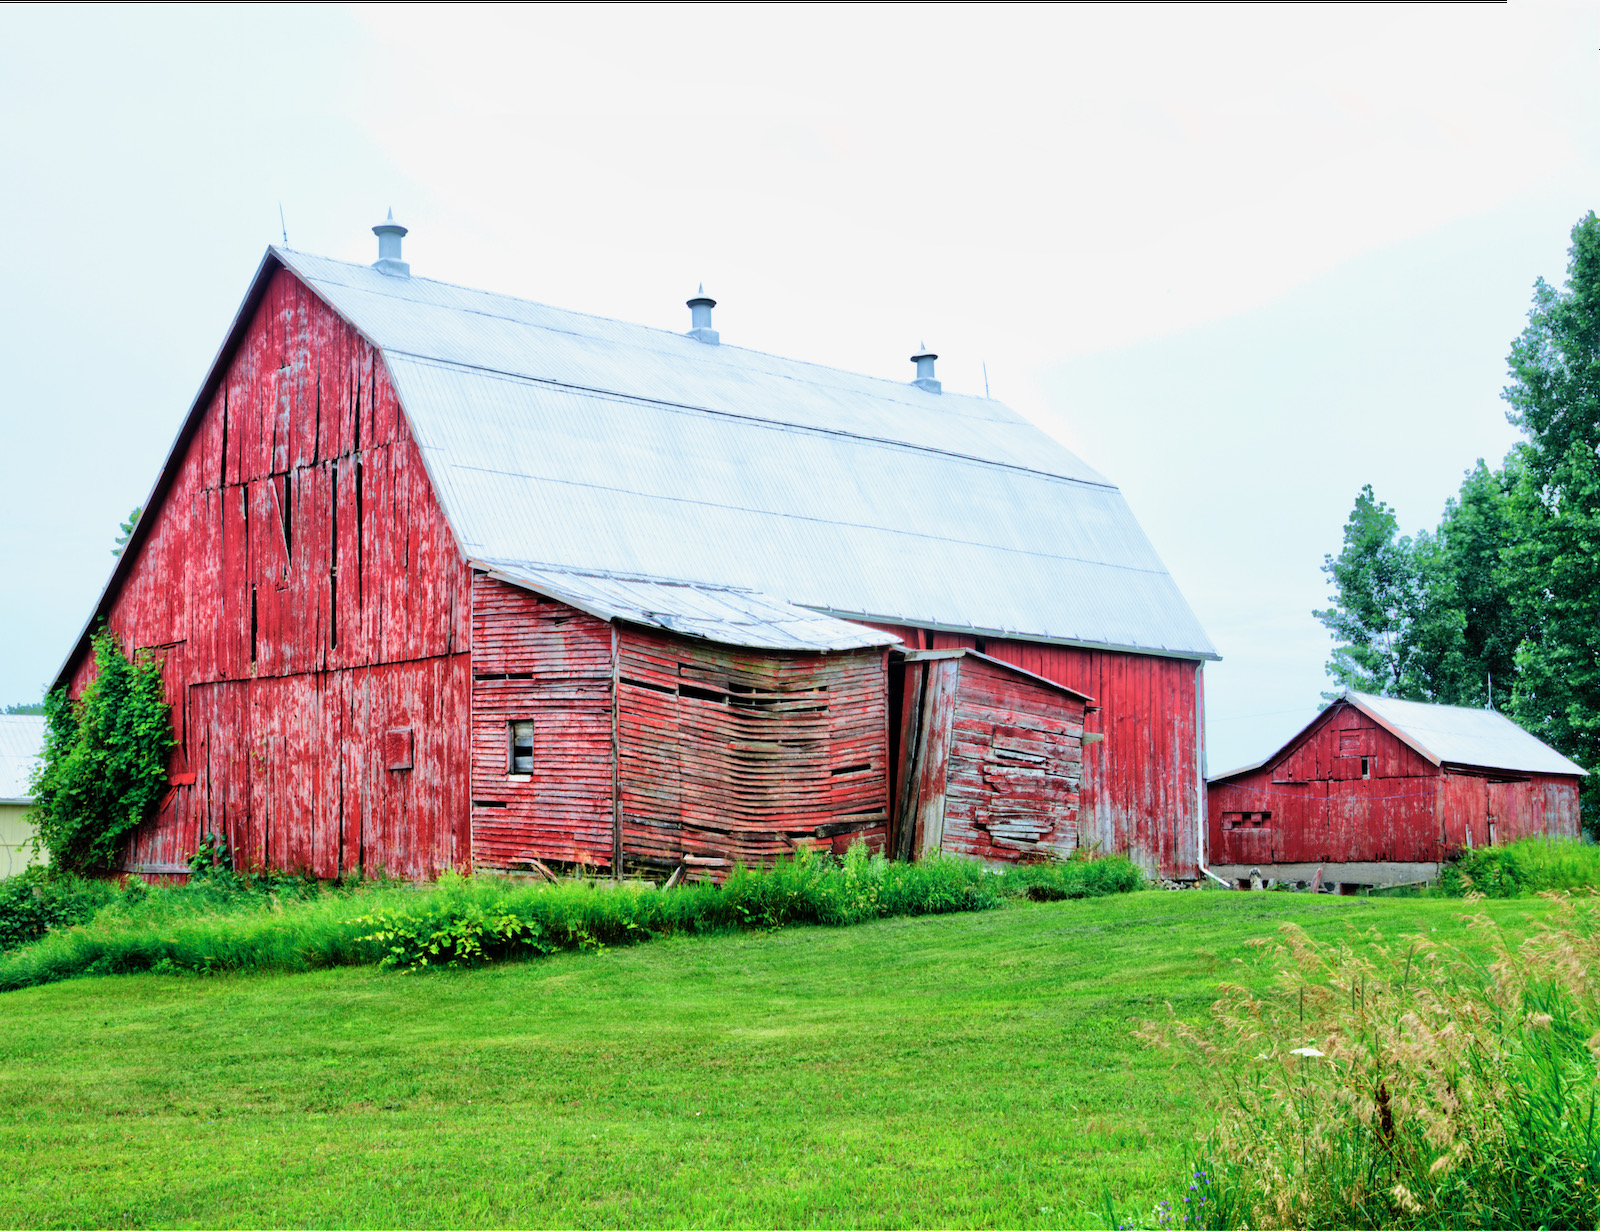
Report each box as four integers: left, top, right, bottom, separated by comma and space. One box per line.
0, 868, 116, 951
1440, 836, 1600, 897
0, 846, 1144, 988
1135, 895, 1600, 1230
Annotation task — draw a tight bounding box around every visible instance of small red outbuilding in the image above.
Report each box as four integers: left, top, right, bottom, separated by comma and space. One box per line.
1207, 690, 1586, 888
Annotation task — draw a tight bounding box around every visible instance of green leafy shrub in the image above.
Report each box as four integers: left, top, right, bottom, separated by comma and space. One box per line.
1138, 899, 1600, 1229
1441, 836, 1600, 898
0, 868, 117, 951
29, 632, 173, 874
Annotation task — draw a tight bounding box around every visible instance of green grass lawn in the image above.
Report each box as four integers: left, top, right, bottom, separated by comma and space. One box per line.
0, 891, 1564, 1228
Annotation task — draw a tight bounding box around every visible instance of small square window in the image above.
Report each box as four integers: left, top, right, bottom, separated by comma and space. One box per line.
508, 720, 534, 775
1361, 756, 1370, 780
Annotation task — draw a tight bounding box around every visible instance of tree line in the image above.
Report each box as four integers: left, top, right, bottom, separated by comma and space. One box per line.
1318, 212, 1600, 829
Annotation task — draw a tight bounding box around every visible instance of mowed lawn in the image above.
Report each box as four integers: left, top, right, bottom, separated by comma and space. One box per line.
0, 891, 1562, 1228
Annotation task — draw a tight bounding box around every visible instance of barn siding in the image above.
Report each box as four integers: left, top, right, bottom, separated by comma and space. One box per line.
862, 623, 1202, 879
468, 575, 616, 871
938, 656, 1086, 863
617, 631, 889, 871
71, 267, 473, 879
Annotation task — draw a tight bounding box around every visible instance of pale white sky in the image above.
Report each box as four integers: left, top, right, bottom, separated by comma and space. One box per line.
1, 3, 1595, 769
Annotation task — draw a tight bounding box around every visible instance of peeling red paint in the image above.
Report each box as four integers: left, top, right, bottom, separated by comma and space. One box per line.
68, 269, 472, 880
865, 623, 1203, 879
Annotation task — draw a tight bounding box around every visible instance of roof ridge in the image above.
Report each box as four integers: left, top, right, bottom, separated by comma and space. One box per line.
277, 247, 1013, 415
391, 349, 1119, 492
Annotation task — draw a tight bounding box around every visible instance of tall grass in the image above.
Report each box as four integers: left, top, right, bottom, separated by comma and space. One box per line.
1441, 835, 1600, 897
0, 845, 1145, 990
1133, 896, 1600, 1229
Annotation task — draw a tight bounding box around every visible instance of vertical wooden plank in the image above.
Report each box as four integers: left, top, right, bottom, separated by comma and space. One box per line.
911, 659, 959, 859
892, 660, 926, 861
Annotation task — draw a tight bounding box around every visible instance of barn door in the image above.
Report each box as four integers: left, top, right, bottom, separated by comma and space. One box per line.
1484, 779, 1526, 847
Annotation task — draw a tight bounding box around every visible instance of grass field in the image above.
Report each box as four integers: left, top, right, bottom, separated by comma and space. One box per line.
0, 890, 1566, 1228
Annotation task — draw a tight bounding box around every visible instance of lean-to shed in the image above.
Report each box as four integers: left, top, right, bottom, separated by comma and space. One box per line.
1208, 690, 1586, 888
56, 221, 1215, 881
894, 649, 1095, 865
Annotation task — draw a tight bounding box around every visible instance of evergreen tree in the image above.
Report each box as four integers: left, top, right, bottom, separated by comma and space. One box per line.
111, 505, 142, 557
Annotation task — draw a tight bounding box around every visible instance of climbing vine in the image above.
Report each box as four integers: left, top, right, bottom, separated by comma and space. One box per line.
30, 633, 173, 874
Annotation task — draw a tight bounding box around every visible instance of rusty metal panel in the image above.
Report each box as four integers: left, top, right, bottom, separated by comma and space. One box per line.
478, 560, 898, 653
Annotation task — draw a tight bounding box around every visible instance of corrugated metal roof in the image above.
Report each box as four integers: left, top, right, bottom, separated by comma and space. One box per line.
1349, 691, 1588, 777
275, 249, 1215, 660
480, 560, 900, 652
1211, 690, 1588, 781
0, 716, 44, 804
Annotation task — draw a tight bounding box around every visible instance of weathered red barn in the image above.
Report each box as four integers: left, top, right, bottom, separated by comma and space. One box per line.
56, 221, 1216, 880
1208, 690, 1586, 888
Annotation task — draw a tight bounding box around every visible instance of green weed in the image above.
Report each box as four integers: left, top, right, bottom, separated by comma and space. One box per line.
0, 868, 117, 951
0, 845, 1143, 987
1441, 835, 1600, 897
1139, 896, 1600, 1229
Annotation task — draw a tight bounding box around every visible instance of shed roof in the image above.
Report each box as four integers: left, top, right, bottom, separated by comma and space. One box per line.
0, 715, 45, 805
1211, 690, 1588, 782
481, 560, 900, 652
899, 647, 1097, 706
59, 245, 1216, 678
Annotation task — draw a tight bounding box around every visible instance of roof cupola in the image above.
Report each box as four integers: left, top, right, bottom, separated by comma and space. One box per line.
372, 209, 410, 278
910, 343, 940, 393
686, 285, 719, 345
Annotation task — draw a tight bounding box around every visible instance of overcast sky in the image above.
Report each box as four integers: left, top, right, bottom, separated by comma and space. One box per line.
1, 3, 1596, 770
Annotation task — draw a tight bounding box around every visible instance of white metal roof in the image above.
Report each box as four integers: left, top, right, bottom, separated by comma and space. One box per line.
480, 560, 900, 652
0, 716, 45, 804
1211, 690, 1588, 781
275, 249, 1216, 659
1349, 691, 1588, 777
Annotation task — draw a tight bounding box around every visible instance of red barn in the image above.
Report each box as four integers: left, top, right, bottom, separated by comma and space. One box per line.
56, 221, 1216, 881
1208, 690, 1586, 889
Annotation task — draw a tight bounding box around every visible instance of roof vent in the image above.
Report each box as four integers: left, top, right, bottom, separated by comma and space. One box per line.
686, 285, 719, 345
372, 209, 410, 279
911, 343, 941, 394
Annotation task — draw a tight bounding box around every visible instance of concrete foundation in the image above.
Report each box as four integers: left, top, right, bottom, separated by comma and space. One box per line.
1209, 861, 1439, 890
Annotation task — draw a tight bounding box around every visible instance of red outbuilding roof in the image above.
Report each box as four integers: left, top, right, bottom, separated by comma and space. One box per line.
1212, 689, 1588, 783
